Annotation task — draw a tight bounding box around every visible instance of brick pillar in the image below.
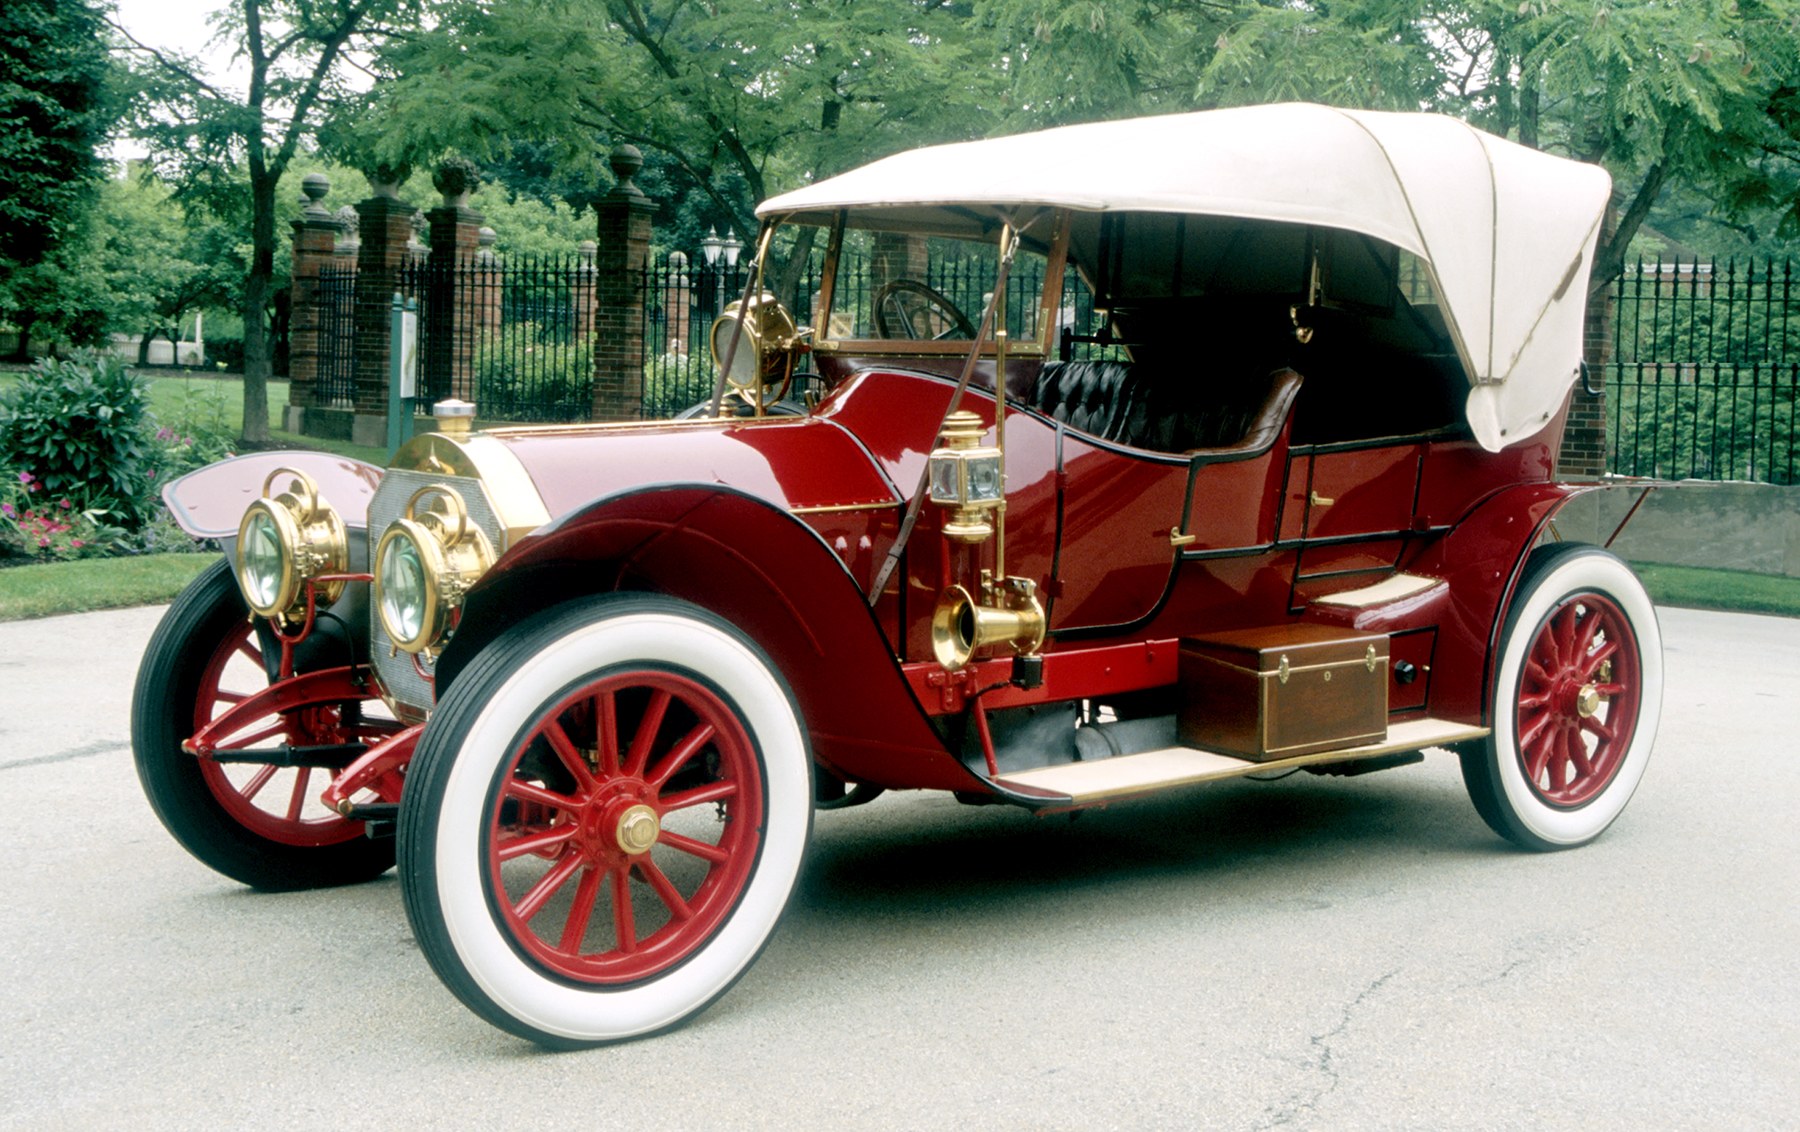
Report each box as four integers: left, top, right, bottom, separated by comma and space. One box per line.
351, 193, 419, 442
285, 173, 343, 430
1556, 284, 1612, 481
425, 200, 485, 403
573, 241, 598, 340
663, 251, 691, 354
591, 145, 656, 421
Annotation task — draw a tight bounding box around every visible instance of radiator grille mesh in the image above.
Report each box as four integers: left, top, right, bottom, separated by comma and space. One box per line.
366, 468, 506, 713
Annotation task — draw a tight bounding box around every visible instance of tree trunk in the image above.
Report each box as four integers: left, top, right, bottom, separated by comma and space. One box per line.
240, 170, 276, 443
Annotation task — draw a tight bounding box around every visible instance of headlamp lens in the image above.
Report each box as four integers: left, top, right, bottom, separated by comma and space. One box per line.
240, 510, 286, 610
378, 534, 427, 644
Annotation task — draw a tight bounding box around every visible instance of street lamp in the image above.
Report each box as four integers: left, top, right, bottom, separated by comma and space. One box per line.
699, 226, 723, 266
722, 228, 744, 269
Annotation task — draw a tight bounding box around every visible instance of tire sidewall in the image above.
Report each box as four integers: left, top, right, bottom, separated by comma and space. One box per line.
407, 596, 812, 1045
1489, 547, 1663, 848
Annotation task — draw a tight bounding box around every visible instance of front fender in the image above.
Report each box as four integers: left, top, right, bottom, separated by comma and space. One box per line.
161, 451, 384, 539
439, 484, 981, 794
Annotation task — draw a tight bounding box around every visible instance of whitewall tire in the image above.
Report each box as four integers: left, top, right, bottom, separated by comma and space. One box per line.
1461, 545, 1662, 851
399, 595, 812, 1047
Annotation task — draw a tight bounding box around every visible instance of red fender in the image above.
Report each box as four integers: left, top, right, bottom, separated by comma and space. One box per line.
1405, 481, 1603, 724
438, 484, 985, 794
161, 451, 384, 538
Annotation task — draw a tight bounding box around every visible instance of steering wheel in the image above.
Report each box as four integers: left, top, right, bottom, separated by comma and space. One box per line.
872, 279, 977, 340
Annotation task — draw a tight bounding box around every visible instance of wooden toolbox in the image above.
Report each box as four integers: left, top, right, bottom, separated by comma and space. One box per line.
1178, 625, 1389, 761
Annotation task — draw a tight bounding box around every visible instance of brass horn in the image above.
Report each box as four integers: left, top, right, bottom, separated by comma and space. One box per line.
930, 579, 1046, 672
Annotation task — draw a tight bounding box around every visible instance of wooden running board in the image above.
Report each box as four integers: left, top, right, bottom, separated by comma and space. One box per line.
995, 717, 1489, 806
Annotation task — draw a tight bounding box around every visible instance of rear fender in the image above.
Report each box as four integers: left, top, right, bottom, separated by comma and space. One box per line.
1407, 481, 1601, 723
439, 484, 979, 793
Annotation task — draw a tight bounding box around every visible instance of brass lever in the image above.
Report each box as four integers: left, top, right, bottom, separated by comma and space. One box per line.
1169, 527, 1197, 548
1310, 491, 1335, 507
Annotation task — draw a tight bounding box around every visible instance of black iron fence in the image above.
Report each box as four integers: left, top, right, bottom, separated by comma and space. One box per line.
316, 266, 357, 409
1604, 257, 1798, 485
311, 249, 1800, 485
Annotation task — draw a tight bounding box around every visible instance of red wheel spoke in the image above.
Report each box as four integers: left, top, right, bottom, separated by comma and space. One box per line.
558, 866, 602, 954
1566, 731, 1595, 781
506, 777, 581, 812
214, 690, 248, 706
284, 767, 312, 822
646, 723, 716, 791
234, 640, 262, 666
222, 721, 287, 750
594, 689, 620, 776
661, 779, 737, 812
1517, 709, 1554, 754
658, 829, 729, 864
611, 866, 637, 953
1582, 637, 1620, 680
1523, 659, 1555, 686
623, 690, 672, 778
514, 852, 583, 923
638, 858, 694, 921
240, 764, 279, 802
1581, 715, 1615, 744
542, 719, 599, 794
1518, 689, 1552, 710
496, 824, 577, 862
1553, 606, 1579, 666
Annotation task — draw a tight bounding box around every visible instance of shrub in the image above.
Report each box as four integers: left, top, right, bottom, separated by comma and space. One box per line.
474, 321, 594, 422
0, 351, 161, 529
205, 335, 245, 372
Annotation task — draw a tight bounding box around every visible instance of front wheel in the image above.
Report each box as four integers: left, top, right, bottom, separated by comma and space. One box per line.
398, 595, 812, 1048
131, 559, 397, 889
1460, 545, 1663, 851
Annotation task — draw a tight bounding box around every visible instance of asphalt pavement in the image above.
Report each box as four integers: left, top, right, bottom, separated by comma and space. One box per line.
1, 602, 1795, 1130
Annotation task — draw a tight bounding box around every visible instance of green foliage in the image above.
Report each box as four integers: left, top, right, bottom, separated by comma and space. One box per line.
0, 0, 116, 280
0, 351, 161, 529
474, 321, 595, 422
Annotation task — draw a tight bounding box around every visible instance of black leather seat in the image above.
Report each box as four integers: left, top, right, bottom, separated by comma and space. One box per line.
1035, 360, 1301, 455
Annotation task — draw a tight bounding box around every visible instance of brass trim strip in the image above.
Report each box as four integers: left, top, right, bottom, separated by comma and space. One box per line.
788, 500, 900, 516
1183, 649, 1387, 680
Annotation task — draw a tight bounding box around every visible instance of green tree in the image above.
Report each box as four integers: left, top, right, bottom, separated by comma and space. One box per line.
113, 0, 412, 443
0, 0, 118, 355
371, 0, 1005, 238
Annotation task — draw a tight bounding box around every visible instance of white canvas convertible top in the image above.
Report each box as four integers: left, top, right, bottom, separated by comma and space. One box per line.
759, 103, 1612, 451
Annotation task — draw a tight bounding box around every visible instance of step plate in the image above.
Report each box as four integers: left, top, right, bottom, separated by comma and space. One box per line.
995, 717, 1489, 806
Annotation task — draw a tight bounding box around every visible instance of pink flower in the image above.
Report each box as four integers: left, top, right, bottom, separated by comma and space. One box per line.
58, 498, 71, 510
156, 427, 175, 441
70, 539, 84, 548
17, 471, 32, 485
36, 537, 49, 548
1, 502, 13, 518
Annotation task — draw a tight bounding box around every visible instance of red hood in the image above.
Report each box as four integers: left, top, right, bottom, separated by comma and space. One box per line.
484, 415, 899, 520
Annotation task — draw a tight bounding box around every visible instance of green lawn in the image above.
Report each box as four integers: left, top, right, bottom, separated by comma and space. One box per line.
0, 553, 214, 620
1635, 562, 1800, 619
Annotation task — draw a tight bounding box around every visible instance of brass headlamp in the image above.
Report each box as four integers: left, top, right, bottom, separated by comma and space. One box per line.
926, 410, 1004, 542
709, 292, 804, 406
235, 468, 349, 623
373, 485, 495, 656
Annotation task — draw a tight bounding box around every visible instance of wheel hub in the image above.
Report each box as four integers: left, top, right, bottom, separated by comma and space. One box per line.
615, 804, 660, 856
1574, 683, 1602, 718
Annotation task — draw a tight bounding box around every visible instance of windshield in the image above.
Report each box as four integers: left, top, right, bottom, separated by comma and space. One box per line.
804, 217, 1056, 355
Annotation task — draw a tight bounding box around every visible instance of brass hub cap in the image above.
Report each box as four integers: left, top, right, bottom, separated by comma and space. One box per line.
1575, 683, 1602, 719
614, 804, 661, 856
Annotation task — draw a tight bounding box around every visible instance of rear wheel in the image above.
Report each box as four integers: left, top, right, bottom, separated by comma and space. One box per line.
131, 559, 397, 889
398, 595, 811, 1047
1460, 545, 1662, 850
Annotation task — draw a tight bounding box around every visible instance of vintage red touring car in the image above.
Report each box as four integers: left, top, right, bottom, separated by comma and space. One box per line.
134, 103, 1661, 1047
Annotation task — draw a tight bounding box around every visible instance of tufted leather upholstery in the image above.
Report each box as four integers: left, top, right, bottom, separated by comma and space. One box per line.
1034, 361, 1302, 455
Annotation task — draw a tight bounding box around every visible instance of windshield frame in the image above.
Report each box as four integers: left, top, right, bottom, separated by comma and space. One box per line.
805, 208, 1070, 360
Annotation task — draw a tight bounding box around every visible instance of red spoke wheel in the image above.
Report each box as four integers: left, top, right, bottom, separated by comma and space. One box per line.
132, 560, 399, 889
1461, 545, 1662, 850
399, 595, 811, 1048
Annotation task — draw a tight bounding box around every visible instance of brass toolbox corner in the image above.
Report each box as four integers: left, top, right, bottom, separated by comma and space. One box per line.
1178, 625, 1390, 761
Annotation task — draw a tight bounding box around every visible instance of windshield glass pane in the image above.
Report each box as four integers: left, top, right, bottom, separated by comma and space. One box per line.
828, 227, 1049, 344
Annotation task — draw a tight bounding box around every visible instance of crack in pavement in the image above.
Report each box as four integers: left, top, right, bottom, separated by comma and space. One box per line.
1, 739, 130, 771
1257, 969, 1399, 1129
